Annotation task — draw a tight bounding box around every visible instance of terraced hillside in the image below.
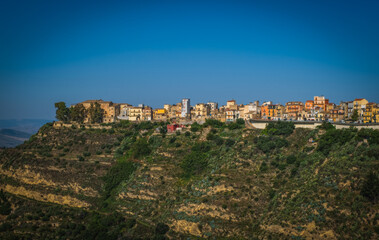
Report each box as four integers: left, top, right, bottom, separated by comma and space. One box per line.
0, 120, 378, 239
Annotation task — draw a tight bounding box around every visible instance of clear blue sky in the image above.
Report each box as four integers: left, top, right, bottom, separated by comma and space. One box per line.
1, 0, 378, 119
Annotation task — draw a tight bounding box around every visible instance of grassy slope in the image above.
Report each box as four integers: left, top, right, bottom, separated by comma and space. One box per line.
0, 121, 378, 239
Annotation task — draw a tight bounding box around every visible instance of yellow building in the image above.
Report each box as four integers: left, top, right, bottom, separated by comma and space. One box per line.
227, 100, 236, 108
153, 108, 168, 121
353, 98, 369, 110
142, 107, 153, 121
194, 103, 210, 118
363, 103, 378, 123
353, 98, 369, 120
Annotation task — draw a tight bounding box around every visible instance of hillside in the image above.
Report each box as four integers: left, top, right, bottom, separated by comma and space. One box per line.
0, 129, 32, 148
0, 120, 378, 239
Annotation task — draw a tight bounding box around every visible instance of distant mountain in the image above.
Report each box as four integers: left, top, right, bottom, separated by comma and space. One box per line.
0, 119, 53, 134
0, 128, 32, 148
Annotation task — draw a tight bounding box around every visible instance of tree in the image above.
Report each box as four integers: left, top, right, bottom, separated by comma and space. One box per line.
361, 171, 379, 202
351, 109, 359, 122
155, 223, 169, 235
263, 121, 295, 136
190, 122, 201, 132
88, 102, 104, 123
130, 138, 151, 159
70, 104, 86, 123
54, 102, 70, 122
236, 118, 245, 125
181, 151, 208, 177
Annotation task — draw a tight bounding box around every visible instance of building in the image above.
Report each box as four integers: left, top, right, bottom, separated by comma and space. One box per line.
194, 103, 210, 118
305, 100, 314, 111
118, 103, 133, 120
226, 100, 237, 109
285, 101, 304, 120
181, 98, 190, 118
79, 100, 120, 123
226, 109, 238, 122
242, 101, 260, 120
363, 103, 378, 123
314, 96, 329, 111
142, 107, 153, 121
207, 102, 218, 111
167, 124, 185, 133
129, 107, 143, 121
261, 102, 278, 120
353, 98, 369, 119
153, 108, 168, 121
347, 101, 354, 119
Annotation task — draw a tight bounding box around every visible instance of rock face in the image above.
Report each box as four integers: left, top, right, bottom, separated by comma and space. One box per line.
0, 121, 378, 239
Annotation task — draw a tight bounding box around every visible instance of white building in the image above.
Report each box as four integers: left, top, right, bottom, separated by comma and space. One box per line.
117, 103, 133, 120
181, 98, 190, 118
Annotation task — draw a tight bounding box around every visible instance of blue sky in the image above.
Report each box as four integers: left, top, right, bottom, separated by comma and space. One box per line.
1, 0, 378, 119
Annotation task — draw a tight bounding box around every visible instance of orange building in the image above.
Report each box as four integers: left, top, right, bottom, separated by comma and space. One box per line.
305, 100, 314, 111
314, 96, 329, 111
261, 104, 278, 120
286, 101, 304, 113
285, 101, 304, 120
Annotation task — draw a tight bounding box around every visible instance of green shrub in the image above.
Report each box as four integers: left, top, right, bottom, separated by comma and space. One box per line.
0, 190, 11, 215
263, 121, 295, 136
155, 223, 169, 235
318, 121, 335, 131
149, 136, 163, 149
225, 139, 235, 147
203, 119, 225, 128
360, 171, 379, 202
255, 136, 288, 153
169, 137, 177, 144
227, 122, 242, 130
286, 154, 297, 164
181, 151, 208, 177
191, 122, 201, 132
192, 142, 211, 152
102, 160, 137, 199
83, 152, 91, 157
317, 128, 356, 155
206, 133, 216, 141
259, 161, 268, 172
213, 135, 224, 146
130, 138, 151, 159
0, 222, 12, 232
236, 118, 245, 125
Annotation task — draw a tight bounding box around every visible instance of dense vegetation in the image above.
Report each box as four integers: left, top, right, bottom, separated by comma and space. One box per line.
0, 119, 378, 239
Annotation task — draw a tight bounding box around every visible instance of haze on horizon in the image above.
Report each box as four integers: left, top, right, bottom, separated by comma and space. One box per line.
1, 0, 378, 120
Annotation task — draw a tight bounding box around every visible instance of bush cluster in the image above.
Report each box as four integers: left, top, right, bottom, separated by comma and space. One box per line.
262, 121, 295, 136
255, 136, 288, 153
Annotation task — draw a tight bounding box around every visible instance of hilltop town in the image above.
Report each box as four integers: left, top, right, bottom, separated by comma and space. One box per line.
55, 96, 378, 124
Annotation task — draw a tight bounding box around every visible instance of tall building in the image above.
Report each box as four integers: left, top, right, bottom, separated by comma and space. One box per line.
314, 96, 329, 111
207, 102, 218, 111
181, 98, 190, 118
